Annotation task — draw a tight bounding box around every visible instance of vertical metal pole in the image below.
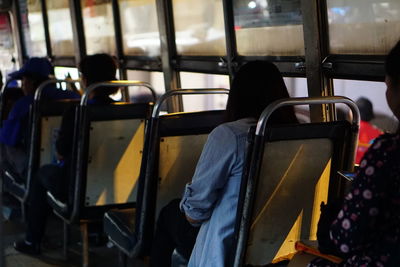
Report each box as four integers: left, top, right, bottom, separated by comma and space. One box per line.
156, 0, 182, 113
80, 222, 89, 267
69, 0, 86, 65
40, 0, 53, 59
301, 0, 331, 122
222, 0, 238, 83
0, 191, 4, 267
13, 0, 28, 64
111, 0, 129, 101
63, 222, 69, 260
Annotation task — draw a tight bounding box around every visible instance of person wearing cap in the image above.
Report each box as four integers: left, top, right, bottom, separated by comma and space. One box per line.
0, 57, 79, 180
14, 53, 119, 255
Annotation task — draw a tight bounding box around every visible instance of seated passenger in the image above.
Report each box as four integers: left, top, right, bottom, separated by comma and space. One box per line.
309, 41, 400, 267
13, 53, 119, 255
355, 97, 383, 164
150, 61, 298, 267
0, 58, 79, 180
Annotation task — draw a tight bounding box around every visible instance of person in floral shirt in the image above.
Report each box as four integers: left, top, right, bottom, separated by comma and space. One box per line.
308, 41, 400, 267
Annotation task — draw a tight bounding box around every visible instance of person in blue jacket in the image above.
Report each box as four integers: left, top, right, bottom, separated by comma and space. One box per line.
14, 54, 119, 255
0, 57, 79, 180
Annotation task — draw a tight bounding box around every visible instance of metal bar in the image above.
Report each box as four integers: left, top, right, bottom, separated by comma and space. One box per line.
24, 79, 81, 205
111, 0, 129, 101
80, 80, 157, 106
155, 0, 182, 112
256, 96, 360, 136
63, 222, 69, 260
12, 0, 28, 63
69, 0, 86, 64
301, 0, 330, 122
152, 88, 230, 118
222, 0, 238, 81
40, 0, 53, 58
111, 0, 124, 62
80, 222, 89, 267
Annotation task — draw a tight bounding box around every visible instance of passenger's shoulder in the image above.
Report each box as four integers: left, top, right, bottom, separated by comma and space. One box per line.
212, 118, 256, 139
371, 133, 400, 149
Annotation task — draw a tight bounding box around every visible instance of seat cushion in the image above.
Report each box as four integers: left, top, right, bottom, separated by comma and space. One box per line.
104, 208, 137, 256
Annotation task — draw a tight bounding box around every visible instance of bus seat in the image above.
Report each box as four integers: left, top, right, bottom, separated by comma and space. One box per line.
2, 99, 79, 218
231, 121, 355, 267
47, 103, 152, 221
103, 110, 225, 259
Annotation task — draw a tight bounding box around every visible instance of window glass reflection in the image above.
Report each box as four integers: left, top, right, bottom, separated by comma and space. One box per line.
172, 0, 226, 56
21, 0, 47, 56
127, 70, 165, 103
180, 72, 229, 112
327, 0, 400, 54
81, 0, 116, 55
0, 13, 18, 77
118, 0, 160, 57
233, 0, 304, 56
46, 0, 75, 57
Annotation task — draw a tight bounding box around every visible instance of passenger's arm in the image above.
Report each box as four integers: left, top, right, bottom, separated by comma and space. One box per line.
180, 125, 238, 224
0, 97, 31, 146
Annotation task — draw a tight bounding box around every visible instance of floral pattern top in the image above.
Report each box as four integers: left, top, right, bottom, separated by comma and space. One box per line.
309, 133, 400, 267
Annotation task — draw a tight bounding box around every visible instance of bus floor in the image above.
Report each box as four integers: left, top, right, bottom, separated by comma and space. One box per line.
1, 195, 148, 267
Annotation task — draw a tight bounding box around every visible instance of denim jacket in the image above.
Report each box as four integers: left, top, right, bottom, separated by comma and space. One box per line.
180, 118, 255, 267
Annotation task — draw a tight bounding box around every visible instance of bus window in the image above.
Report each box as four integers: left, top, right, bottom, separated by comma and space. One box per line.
327, 0, 400, 55
233, 0, 304, 56
22, 0, 47, 57
118, 0, 160, 57
180, 72, 229, 112
81, 0, 116, 55
0, 13, 18, 76
127, 70, 165, 103
333, 79, 397, 133
46, 0, 75, 56
172, 0, 226, 56
284, 77, 309, 122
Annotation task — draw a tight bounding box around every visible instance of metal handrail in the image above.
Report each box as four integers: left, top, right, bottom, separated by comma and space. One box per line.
256, 96, 360, 136
24, 79, 81, 203
152, 88, 230, 118
34, 78, 81, 102
80, 80, 156, 106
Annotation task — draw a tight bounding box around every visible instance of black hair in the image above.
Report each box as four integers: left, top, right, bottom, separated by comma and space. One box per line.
356, 97, 374, 122
226, 61, 297, 124
79, 53, 118, 96
385, 40, 400, 87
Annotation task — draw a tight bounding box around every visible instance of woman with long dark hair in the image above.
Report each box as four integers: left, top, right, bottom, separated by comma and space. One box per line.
150, 61, 297, 267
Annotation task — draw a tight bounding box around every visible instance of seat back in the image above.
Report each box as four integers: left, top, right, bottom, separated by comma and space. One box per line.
72, 103, 152, 221
1, 79, 79, 205
42, 80, 156, 223
135, 89, 229, 255
85, 113, 145, 206
231, 97, 359, 267
156, 111, 225, 216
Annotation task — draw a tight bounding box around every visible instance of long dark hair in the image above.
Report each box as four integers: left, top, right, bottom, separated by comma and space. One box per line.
226, 61, 297, 124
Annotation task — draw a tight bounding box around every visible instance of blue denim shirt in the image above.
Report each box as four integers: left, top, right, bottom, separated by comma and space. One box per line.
180, 118, 255, 267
